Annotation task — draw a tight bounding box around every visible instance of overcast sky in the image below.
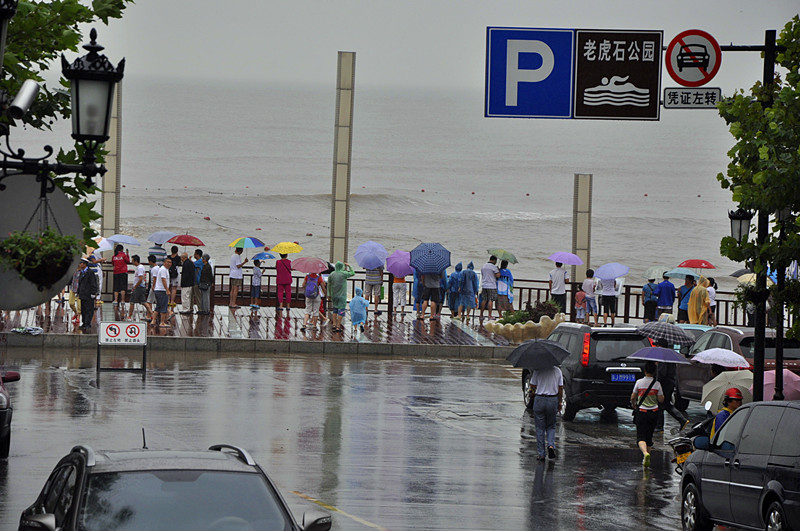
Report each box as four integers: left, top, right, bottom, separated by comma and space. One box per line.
93, 1, 798, 92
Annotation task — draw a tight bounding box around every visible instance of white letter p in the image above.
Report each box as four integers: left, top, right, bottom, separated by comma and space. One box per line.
505, 40, 554, 107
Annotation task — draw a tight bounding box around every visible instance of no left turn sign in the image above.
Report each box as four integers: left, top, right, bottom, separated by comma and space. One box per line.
666, 29, 722, 87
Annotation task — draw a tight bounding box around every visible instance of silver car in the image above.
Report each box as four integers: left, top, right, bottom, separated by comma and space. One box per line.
19, 444, 332, 531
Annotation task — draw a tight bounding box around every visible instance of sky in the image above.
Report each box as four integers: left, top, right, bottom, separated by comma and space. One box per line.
93, 0, 800, 92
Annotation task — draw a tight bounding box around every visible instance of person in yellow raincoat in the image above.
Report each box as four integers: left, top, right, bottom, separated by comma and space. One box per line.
688, 276, 710, 324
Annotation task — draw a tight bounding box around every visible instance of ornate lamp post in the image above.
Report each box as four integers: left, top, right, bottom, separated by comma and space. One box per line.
773, 207, 793, 400
728, 208, 753, 245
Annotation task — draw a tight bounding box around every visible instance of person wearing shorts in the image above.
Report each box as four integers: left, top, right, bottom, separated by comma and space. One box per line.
582, 269, 598, 326
229, 247, 248, 308
154, 256, 172, 327
363, 266, 383, 316
419, 271, 442, 320
301, 273, 326, 331
111, 244, 130, 310
128, 255, 148, 320
479, 256, 500, 320
631, 361, 664, 467
599, 277, 617, 326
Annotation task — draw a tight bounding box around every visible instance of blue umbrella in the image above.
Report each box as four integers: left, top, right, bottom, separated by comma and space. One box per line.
627, 346, 691, 365
107, 234, 140, 246
594, 262, 629, 280
409, 242, 451, 274
354, 240, 389, 270
664, 267, 697, 279
252, 252, 276, 261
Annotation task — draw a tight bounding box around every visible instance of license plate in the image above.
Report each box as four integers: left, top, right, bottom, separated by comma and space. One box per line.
611, 373, 636, 382
676, 452, 691, 465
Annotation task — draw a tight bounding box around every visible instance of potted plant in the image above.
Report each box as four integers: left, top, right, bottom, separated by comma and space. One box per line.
0, 227, 83, 290
484, 299, 566, 343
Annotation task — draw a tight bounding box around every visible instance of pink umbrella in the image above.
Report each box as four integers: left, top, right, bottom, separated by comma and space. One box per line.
291, 256, 329, 274
755, 369, 800, 401
386, 250, 414, 278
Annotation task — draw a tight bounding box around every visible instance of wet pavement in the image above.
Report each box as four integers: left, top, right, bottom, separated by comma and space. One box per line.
0, 349, 697, 530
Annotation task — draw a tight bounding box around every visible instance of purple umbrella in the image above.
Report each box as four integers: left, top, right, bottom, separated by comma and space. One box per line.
386, 250, 413, 278
354, 240, 388, 270
627, 347, 691, 365
547, 252, 583, 265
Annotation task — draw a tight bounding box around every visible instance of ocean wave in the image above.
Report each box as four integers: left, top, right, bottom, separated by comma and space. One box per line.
583, 99, 650, 107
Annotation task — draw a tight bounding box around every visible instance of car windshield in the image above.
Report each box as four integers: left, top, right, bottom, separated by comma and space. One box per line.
739, 338, 800, 360
592, 334, 649, 361
79, 470, 292, 531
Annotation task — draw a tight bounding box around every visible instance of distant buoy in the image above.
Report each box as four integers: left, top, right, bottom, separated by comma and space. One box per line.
421, 189, 425, 192
255, 228, 261, 230
293, 241, 299, 244
264, 246, 270, 251
203, 216, 210, 220
697, 194, 701, 197
306, 233, 312, 236
525, 193, 530, 196
122, 184, 126, 188
471, 192, 475, 195
644, 193, 648, 197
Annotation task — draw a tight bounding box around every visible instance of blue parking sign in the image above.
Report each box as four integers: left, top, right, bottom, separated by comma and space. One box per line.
485, 27, 575, 118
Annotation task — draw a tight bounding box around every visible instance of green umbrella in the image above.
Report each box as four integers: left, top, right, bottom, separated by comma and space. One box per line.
487, 248, 518, 264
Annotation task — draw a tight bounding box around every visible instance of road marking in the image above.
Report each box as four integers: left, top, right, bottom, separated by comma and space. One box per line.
290, 491, 389, 530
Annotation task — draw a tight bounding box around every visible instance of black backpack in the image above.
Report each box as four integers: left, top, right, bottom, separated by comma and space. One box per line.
169, 256, 181, 279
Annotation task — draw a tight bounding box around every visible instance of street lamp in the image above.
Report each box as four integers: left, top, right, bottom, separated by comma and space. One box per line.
729, 207, 754, 243
772, 207, 794, 400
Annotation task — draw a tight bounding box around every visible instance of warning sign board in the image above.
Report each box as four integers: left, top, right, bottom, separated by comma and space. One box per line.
666, 29, 722, 87
573, 29, 663, 120
99, 322, 147, 345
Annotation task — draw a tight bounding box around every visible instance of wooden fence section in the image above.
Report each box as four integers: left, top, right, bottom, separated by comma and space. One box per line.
95, 264, 785, 328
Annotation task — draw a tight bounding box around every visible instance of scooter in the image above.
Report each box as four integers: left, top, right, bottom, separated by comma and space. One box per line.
666, 401, 715, 475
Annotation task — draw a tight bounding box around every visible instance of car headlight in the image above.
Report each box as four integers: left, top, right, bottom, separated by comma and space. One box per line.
0, 393, 7, 409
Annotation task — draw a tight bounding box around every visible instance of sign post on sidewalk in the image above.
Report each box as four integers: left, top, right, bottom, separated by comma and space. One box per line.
97, 321, 147, 382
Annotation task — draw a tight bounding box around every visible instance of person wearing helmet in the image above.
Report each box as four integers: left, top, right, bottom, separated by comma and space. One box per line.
710, 388, 744, 439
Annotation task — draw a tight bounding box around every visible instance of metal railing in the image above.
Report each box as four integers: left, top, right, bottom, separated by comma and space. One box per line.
94, 263, 788, 328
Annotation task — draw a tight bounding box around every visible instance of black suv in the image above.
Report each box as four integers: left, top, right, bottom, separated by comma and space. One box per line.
1, 370, 20, 459
19, 444, 332, 531
521, 323, 652, 420
680, 401, 800, 531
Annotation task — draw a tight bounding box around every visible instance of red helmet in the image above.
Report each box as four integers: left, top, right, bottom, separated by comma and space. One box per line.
725, 388, 743, 400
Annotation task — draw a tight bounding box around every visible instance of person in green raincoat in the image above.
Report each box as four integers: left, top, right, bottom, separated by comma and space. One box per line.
327, 261, 354, 332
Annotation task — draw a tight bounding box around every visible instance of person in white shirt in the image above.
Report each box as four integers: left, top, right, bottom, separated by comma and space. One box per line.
549, 262, 570, 314
154, 256, 172, 327
127, 255, 149, 321
598, 276, 618, 326
479, 256, 500, 320
529, 365, 564, 461
582, 269, 598, 326
229, 248, 248, 308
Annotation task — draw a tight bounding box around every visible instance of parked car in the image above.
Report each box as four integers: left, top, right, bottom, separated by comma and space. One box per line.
675, 326, 800, 407
1, 370, 20, 459
19, 444, 332, 531
680, 401, 800, 531
520, 323, 652, 420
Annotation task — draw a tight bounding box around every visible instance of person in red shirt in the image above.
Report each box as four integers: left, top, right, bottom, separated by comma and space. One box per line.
275, 254, 293, 313
111, 244, 131, 310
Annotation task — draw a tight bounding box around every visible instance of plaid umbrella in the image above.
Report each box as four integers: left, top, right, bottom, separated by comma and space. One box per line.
506, 339, 570, 370
637, 321, 695, 346
409, 242, 450, 274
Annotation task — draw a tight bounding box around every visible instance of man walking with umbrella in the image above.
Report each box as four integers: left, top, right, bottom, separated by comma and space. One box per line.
507, 339, 568, 462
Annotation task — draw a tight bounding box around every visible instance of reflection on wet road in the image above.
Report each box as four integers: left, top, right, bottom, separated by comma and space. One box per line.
0, 351, 691, 529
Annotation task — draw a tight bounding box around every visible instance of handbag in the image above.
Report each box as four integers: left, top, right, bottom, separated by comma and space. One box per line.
198, 281, 211, 291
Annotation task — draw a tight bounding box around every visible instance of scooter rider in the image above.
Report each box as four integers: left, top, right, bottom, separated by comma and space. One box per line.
710, 388, 743, 439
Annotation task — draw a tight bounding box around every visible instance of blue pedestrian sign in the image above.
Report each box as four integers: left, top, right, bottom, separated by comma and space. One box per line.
485, 27, 575, 118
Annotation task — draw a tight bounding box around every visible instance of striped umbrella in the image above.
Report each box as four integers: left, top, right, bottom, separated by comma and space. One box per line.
228, 237, 265, 249
409, 242, 450, 274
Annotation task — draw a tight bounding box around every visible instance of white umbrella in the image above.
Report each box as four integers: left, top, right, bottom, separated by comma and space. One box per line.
107, 234, 140, 246
147, 231, 178, 245
702, 370, 753, 412
88, 236, 113, 253
691, 348, 750, 368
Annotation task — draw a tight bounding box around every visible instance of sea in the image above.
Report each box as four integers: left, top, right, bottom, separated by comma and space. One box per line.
17, 76, 745, 289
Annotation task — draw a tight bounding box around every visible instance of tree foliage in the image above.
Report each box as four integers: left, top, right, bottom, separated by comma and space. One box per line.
717, 15, 800, 336
1, 0, 132, 240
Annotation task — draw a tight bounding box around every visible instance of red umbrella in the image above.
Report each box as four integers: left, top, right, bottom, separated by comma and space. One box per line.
168, 234, 205, 246
291, 256, 329, 274
678, 259, 715, 269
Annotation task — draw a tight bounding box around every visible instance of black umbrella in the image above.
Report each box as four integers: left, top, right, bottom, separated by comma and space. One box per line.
637, 321, 695, 346
506, 339, 571, 370
729, 268, 752, 278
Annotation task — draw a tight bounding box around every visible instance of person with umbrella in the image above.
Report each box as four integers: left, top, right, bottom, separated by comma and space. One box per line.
630, 361, 665, 467
418, 268, 442, 321
710, 388, 744, 438
598, 276, 618, 327
548, 261, 570, 314
507, 340, 567, 461
327, 261, 354, 333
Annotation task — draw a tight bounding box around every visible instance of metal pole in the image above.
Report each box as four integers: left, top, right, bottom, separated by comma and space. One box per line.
752, 29, 778, 403
774, 215, 786, 400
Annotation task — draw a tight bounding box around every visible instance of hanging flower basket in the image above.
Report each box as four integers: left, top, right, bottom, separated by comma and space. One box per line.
0, 227, 83, 290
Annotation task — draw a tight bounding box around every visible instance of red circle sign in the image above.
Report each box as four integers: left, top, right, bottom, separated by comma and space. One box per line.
666, 29, 722, 87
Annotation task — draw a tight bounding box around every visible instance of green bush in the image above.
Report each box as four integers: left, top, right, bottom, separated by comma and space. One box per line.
0, 227, 83, 288
499, 299, 560, 325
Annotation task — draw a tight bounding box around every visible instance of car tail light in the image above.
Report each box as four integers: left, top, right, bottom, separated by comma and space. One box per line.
581, 333, 590, 366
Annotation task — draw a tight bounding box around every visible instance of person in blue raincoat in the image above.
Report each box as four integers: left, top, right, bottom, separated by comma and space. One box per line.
349, 287, 369, 332
437, 269, 448, 320
459, 261, 479, 321
497, 260, 514, 314
448, 263, 463, 318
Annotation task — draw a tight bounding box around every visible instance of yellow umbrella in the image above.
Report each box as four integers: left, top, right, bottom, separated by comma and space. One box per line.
271, 241, 303, 254
738, 273, 774, 286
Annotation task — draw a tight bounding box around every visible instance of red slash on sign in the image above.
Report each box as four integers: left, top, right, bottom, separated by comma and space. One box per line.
666, 29, 722, 88
126, 325, 140, 338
